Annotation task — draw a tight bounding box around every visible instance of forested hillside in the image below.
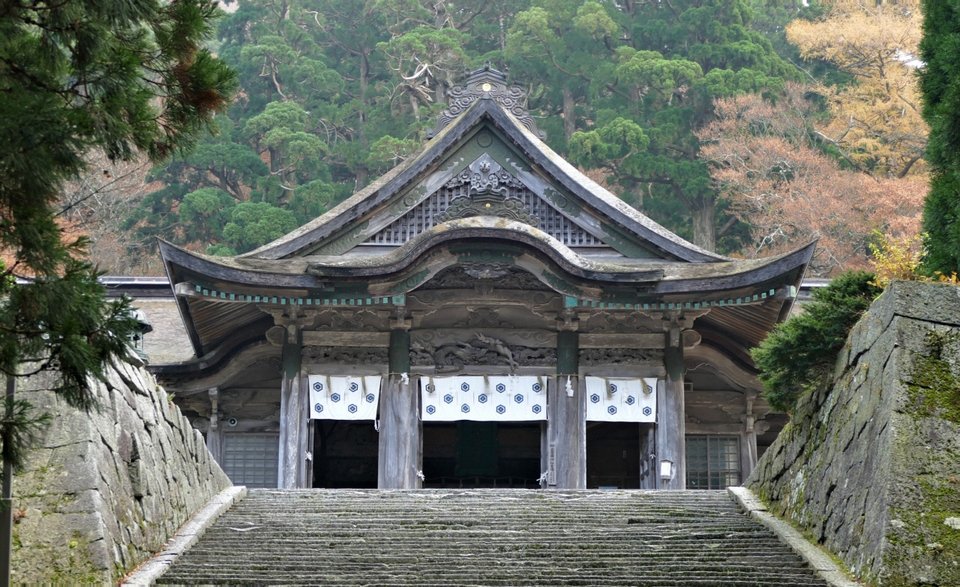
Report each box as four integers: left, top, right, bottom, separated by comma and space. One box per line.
73, 0, 926, 277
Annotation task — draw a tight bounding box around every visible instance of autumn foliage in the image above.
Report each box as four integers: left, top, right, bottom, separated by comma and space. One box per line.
698, 85, 925, 276
786, 0, 926, 179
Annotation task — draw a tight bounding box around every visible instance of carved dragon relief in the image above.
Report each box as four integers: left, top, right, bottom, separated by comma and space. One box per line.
410, 332, 556, 372
462, 263, 511, 280
413, 329, 556, 349
579, 348, 664, 366
303, 346, 389, 364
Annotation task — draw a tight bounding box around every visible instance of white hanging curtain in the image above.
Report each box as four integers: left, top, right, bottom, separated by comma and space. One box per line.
307, 375, 382, 420
420, 375, 547, 422
585, 377, 657, 423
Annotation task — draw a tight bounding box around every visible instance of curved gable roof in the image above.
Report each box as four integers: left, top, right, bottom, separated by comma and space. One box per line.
159, 227, 814, 358
242, 98, 726, 263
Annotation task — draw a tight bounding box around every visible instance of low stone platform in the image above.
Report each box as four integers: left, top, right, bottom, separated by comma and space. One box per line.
156, 489, 829, 586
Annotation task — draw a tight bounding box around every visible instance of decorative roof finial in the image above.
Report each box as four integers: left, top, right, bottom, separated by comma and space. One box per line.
426, 64, 544, 139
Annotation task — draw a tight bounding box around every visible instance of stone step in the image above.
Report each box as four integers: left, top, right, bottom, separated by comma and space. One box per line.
157, 489, 829, 586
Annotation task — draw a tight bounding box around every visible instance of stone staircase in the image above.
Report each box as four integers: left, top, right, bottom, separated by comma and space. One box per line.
156, 489, 829, 586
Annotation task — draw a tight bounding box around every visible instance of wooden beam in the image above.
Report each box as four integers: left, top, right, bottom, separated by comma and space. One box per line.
302, 331, 390, 347
579, 331, 700, 349
580, 333, 665, 349
407, 289, 561, 309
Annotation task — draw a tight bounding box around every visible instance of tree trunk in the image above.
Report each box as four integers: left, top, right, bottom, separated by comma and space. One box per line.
355, 51, 371, 189
409, 92, 420, 122
563, 86, 576, 140
691, 195, 716, 252
360, 54, 368, 101
358, 52, 370, 139
268, 147, 281, 174
499, 15, 507, 51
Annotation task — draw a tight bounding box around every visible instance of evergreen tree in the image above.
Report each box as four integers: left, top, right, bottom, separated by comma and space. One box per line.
149, 0, 463, 256
920, 0, 960, 275
752, 271, 881, 411
557, 0, 797, 251
123, 0, 802, 259
505, 0, 619, 145
0, 0, 235, 470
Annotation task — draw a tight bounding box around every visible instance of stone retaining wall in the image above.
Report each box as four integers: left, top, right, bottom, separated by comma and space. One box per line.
748, 281, 960, 586
10, 357, 231, 584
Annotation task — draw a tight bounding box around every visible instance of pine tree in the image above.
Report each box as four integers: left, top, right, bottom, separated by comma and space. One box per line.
0, 0, 235, 470
920, 0, 960, 275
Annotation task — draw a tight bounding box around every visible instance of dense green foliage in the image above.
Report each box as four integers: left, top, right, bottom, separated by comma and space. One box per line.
751, 271, 882, 412
920, 0, 960, 275
0, 0, 233, 469
129, 0, 809, 256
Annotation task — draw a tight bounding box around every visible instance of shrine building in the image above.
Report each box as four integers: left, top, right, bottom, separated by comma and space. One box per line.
153, 66, 814, 491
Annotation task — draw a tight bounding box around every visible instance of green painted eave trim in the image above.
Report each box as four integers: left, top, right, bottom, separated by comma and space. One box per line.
184, 282, 406, 307
182, 277, 780, 311
564, 288, 782, 310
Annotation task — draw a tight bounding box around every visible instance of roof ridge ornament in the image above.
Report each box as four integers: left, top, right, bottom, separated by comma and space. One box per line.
426, 63, 545, 139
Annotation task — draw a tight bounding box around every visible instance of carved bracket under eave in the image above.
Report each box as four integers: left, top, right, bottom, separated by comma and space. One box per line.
654, 309, 710, 332
265, 307, 310, 346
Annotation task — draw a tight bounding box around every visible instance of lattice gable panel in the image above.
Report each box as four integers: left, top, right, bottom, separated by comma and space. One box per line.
363, 156, 604, 248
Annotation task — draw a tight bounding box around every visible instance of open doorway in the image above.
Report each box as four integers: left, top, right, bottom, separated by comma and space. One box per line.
586, 422, 655, 489
422, 422, 542, 488
312, 420, 378, 488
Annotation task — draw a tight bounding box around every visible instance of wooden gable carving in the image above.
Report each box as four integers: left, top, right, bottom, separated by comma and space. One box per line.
363, 153, 603, 248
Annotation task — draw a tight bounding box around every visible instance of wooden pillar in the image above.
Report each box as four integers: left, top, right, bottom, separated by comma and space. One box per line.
656, 323, 685, 489
378, 326, 420, 488
206, 387, 223, 464
549, 328, 585, 489
278, 325, 305, 488
741, 392, 758, 482
639, 425, 657, 490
